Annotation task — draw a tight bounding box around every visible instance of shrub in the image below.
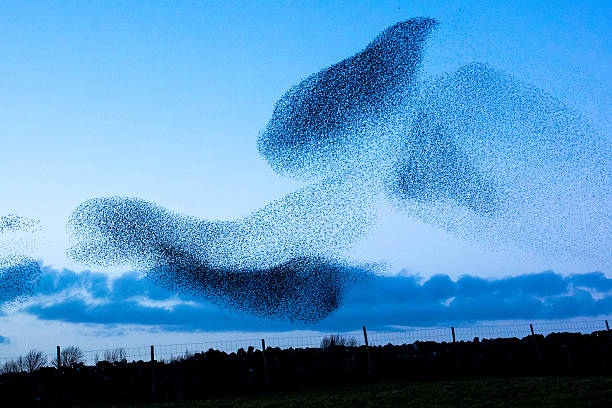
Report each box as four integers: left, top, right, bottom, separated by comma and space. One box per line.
170, 349, 194, 363
321, 334, 359, 349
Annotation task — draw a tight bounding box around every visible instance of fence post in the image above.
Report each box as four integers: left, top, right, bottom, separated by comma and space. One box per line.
363, 325, 372, 374
261, 339, 269, 386
530, 324, 542, 366
56, 346, 61, 369
150, 345, 155, 400
451, 327, 460, 370
606, 320, 610, 331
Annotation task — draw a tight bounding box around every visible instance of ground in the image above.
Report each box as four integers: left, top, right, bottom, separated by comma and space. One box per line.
88, 377, 612, 408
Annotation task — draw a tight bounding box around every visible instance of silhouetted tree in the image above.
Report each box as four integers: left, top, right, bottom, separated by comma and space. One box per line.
52, 346, 85, 368
1, 357, 24, 373
103, 348, 126, 363
23, 350, 47, 373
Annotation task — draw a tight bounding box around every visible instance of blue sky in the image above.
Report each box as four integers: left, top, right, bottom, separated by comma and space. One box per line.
0, 1, 610, 354
0, 0, 610, 275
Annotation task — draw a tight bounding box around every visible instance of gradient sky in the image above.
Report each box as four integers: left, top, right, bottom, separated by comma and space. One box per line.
1, 0, 610, 276
0, 1, 610, 355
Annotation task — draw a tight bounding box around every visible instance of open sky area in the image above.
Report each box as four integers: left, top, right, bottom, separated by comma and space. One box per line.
0, 1, 610, 357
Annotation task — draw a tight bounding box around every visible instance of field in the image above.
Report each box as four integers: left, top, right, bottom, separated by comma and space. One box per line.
93, 377, 612, 408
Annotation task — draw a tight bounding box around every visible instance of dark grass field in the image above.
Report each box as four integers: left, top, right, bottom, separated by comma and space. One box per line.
90, 377, 612, 408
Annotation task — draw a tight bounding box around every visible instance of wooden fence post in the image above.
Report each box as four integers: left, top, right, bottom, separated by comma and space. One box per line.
57, 346, 61, 369
150, 345, 155, 399
451, 327, 460, 369
261, 339, 270, 386
530, 324, 542, 366
363, 326, 372, 374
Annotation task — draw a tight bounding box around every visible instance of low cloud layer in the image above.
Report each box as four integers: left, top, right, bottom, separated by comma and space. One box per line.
5, 266, 610, 333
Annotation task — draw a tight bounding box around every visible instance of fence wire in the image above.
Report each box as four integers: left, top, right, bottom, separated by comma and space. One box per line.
368, 327, 452, 346
1, 318, 609, 370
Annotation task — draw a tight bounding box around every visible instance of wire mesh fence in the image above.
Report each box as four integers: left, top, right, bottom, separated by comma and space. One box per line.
532, 320, 606, 336
1, 318, 610, 371
453, 323, 533, 342
80, 346, 152, 366
154, 338, 264, 363
265, 333, 363, 349
368, 327, 452, 346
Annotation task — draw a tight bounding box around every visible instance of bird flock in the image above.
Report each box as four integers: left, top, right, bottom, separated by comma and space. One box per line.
2, 18, 610, 322
0, 215, 41, 304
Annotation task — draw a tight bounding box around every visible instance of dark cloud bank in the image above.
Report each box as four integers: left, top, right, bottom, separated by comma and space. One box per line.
13, 266, 612, 333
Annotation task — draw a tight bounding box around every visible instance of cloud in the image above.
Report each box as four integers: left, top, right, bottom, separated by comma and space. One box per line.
8, 266, 610, 332
327, 271, 612, 329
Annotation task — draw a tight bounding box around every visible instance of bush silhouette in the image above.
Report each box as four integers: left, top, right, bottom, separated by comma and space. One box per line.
321, 334, 359, 349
